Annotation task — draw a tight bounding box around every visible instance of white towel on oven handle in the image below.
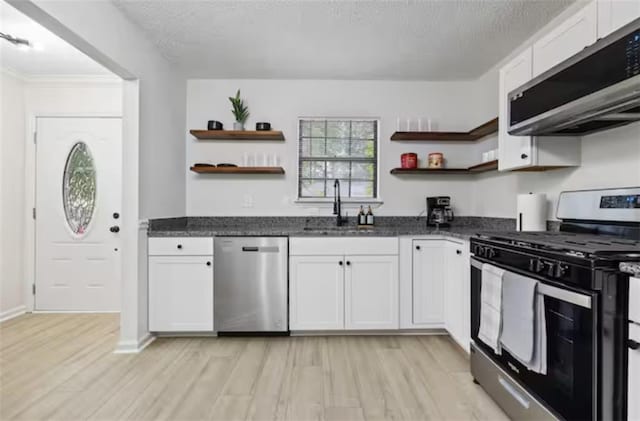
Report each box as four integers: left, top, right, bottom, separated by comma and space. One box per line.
478, 263, 505, 355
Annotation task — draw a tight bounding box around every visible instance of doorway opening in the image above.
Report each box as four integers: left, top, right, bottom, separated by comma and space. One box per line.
0, 1, 131, 316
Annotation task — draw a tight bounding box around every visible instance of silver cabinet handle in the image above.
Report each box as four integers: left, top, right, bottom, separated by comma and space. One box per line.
498, 376, 530, 409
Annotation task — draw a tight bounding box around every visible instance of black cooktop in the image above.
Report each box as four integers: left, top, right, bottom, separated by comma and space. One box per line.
476, 231, 640, 257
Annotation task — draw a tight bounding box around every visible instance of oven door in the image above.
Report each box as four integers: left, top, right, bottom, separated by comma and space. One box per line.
471, 257, 598, 421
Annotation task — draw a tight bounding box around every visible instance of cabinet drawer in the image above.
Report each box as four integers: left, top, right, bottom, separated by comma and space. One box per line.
290, 237, 398, 256
149, 237, 213, 256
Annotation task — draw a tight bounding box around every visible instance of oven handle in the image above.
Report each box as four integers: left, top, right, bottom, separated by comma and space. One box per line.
471, 258, 592, 309
498, 376, 531, 409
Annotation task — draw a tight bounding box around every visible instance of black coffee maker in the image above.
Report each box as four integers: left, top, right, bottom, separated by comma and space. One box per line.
426, 196, 454, 227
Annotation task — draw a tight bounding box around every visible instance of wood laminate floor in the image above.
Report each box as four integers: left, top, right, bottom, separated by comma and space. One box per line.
0, 314, 508, 421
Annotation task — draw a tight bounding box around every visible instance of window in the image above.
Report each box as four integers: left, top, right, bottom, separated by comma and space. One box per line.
63, 141, 97, 236
298, 119, 378, 199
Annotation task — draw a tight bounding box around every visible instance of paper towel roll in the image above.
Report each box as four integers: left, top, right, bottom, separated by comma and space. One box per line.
517, 193, 547, 231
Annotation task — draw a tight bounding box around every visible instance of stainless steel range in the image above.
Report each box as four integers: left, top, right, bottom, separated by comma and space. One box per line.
470, 187, 640, 421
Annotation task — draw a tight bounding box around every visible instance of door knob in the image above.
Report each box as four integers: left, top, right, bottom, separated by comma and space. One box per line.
113, 212, 120, 219
339, 261, 343, 266
109, 226, 120, 233
416, 245, 421, 250
346, 261, 351, 266
521, 153, 528, 159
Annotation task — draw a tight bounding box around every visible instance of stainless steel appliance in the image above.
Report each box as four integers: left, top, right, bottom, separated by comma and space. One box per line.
470, 187, 640, 420
427, 196, 454, 227
214, 237, 288, 333
508, 18, 640, 136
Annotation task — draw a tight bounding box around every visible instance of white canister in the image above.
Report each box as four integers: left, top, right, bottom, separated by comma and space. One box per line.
516, 193, 547, 231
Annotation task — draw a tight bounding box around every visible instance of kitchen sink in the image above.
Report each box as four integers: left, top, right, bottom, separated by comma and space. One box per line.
302, 226, 371, 234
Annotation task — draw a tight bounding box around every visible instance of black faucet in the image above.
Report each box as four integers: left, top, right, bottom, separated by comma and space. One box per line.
333, 179, 347, 226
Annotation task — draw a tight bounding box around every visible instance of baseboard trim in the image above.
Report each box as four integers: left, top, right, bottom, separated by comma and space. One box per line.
0, 306, 27, 322
114, 333, 155, 354
290, 328, 448, 336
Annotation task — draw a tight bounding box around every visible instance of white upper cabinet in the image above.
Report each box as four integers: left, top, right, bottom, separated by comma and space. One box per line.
289, 255, 345, 330
344, 255, 399, 330
533, 1, 598, 77
498, 47, 581, 172
597, 0, 640, 38
499, 47, 535, 171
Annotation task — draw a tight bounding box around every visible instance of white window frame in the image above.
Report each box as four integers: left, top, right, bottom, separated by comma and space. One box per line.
295, 117, 382, 205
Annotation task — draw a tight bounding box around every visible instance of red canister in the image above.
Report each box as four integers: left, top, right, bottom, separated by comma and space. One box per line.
401, 153, 418, 169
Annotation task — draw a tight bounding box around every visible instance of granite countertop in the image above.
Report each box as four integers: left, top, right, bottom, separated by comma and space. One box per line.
620, 262, 640, 277
148, 216, 517, 240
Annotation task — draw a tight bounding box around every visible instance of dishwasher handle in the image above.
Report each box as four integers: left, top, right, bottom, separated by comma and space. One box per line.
241, 246, 280, 253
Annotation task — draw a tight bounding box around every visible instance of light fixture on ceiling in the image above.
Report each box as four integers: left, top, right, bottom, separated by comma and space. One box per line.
1, 31, 32, 50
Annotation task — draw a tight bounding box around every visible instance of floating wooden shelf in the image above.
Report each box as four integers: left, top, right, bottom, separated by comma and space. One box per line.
190, 130, 285, 141
468, 159, 499, 172
390, 160, 498, 175
390, 117, 498, 142
190, 166, 285, 174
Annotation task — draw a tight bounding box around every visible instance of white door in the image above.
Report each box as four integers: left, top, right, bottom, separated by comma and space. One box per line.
35, 117, 122, 311
532, 1, 597, 76
149, 256, 214, 332
499, 47, 535, 171
412, 240, 445, 326
597, 0, 640, 38
289, 255, 344, 330
344, 255, 399, 330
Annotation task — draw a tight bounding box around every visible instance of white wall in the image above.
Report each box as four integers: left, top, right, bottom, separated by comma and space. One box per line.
0, 71, 26, 320
472, 123, 640, 219
187, 79, 494, 217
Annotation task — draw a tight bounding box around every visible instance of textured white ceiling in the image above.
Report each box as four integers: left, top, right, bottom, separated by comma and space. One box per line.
113, 0, 575, 80
0, 1, 111, 76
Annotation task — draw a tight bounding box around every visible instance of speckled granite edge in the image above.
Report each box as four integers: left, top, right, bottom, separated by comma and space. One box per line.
620, 262, 640, 277
147, 216, 517, 239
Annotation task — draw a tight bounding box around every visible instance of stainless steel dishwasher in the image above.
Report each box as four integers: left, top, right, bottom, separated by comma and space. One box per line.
214, 237, 288, 333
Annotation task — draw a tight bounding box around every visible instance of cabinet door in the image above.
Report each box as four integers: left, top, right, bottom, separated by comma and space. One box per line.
412, 240, 445, 326
498, 47, 535, 171
533, 1, 597, 76
344, 255, 399, 330
444, 242, 470, 352
289, 256, 344, 330
597, 0, 640, 38
149, 256, 213, 332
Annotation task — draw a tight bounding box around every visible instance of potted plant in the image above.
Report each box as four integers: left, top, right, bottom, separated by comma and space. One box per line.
229, 89, 249, 130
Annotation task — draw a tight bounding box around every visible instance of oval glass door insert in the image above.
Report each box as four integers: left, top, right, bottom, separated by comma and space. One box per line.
63, 142, 97, 235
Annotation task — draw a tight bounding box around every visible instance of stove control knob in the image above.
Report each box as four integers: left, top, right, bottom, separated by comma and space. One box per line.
474, 245, 484, 256
546, 262, 557, 277
554, 264, 569, 278
486, 248, 498, 259
528, 259, 544, 273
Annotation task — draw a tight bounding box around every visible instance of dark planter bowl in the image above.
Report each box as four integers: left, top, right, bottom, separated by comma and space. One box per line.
207, 120, 223, 130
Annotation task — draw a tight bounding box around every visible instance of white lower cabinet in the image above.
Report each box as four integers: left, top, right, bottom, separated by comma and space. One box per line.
345, 255, 399, 330
148, 255, 214, 332
289, 255, 345, 330
289, 237, 399, 331
412, 240, 446, 326
444, 241, 471, 352
290, 254, 399, 331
